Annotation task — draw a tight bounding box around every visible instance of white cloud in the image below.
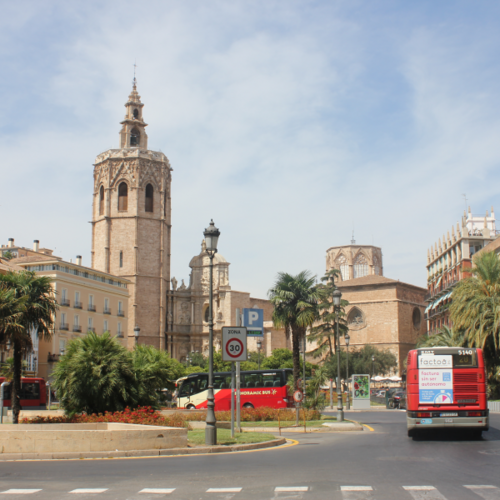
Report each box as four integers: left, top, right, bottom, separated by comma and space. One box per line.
2, 1, 500, 300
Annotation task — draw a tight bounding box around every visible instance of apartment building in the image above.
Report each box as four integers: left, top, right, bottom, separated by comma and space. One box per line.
3, 239, 130, 380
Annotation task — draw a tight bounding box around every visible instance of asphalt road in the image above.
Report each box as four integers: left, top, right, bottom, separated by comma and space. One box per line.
1, 410, 500, 500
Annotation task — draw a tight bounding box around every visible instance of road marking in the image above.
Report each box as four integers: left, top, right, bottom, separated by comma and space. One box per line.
69, 489, 108, 494
0, 491, 42, 495
341, 486, 373, 491
206, 488, 242, 493
362, 424, 374, 432
403, 486, 447, 499
464, 485, 500, 500
275, 487, 309, 492
139, 489, 176, 494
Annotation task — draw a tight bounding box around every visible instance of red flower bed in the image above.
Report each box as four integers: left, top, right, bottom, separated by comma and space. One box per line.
21, 406, 321, 426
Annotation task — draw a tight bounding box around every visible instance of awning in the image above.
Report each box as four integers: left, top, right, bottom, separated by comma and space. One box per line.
436, 276, 442, 287
425, 304, 432, 313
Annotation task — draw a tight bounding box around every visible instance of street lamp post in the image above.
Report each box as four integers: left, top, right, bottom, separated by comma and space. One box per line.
345, 333, 350, 410
256, 339, 262, 370
204, 219, 220, 446
333, 288, 344, 422
134, 325, 140, 346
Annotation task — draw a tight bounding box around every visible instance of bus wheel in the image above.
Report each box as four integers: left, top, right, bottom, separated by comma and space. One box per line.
186, 404, 196, 410
243, 403, 254, 409
407, 429, 415, 438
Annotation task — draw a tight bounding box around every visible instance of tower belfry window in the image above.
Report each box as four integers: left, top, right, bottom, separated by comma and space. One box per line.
145, 184, 154, 212
99, 186, 104, 215
118, 182, 128, 211
130, 127, 140, 147
133, 109, 139, 119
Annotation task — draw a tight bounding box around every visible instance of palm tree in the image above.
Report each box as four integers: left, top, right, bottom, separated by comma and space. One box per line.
268, 271, 323, 386
52, 331, 137, 416
416, 326, 463, 348
0, 271, 58, 423
309, 269, 348, 360
449, 251, 500, 393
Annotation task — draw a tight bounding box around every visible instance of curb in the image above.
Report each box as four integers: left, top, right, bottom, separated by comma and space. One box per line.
0, 438, 287, 461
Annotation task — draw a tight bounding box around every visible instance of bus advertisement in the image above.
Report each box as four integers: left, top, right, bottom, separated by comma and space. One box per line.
406, 347, 488, 438
175, 369, 293, 410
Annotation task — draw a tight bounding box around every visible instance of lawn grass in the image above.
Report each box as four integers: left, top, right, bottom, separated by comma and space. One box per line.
187, 429, 275, 446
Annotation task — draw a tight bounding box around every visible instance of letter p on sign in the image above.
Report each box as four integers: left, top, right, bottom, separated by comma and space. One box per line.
243, 308, 263, 337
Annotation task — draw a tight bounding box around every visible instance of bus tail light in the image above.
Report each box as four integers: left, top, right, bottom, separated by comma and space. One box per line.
467, 411, 482, 417
417, 412, 431, 418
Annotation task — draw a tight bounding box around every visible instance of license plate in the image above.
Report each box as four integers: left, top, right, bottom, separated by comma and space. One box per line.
445, 419, 453, 423
421, 419, 433, 424
440, 413, 458, 417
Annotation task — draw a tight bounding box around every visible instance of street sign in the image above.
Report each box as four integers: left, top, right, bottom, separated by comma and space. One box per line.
222, 327, 248, 362
243, 308, 264, 337
293, 390, 304, 403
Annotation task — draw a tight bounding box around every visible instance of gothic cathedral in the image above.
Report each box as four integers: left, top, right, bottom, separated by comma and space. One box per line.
91, 80, 172, 350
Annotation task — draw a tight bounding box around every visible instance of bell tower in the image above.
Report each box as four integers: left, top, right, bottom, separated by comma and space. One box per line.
91, 79, 172, 350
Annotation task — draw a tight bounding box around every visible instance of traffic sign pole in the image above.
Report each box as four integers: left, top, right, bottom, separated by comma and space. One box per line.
231, 362, 235, 438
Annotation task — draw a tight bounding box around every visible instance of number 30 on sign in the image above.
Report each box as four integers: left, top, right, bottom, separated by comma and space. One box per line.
222, 327, 248, 362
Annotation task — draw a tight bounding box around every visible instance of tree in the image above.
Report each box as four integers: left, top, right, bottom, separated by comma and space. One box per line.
450, 251, 500, 396
52, 332, 137, 415
2, 251, 14, 260
0, 271, 57, 423
268, 271, 323, 386
190, 351, 207, 369
416, 326, 463, 348
132, 344, 185, 407
261, 348, 314, 377
309, 269, 349, 359
0, 357, 28, 381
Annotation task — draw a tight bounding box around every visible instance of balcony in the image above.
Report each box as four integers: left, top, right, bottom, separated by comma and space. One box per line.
103, 329, 111, 334
103, 308, 111, 315
73, 325, 82, 333
117, 331, 124, 338
117, 310, 125, 317
88, 304, 96, 312
47, 353, 61, 362
74, 301, 82, 309
60, 299, 70, 307
88, 327, 96, 333
60, 322, 69, 331
425, 279, 459, 302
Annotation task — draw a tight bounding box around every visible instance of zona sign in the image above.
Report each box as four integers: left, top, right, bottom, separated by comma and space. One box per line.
222, 327, 248, 362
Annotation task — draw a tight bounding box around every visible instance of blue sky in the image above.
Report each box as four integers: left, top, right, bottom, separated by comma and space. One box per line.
2, 1, 500, 298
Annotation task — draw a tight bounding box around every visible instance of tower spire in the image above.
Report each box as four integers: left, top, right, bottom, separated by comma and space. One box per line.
119, 73, 148, 149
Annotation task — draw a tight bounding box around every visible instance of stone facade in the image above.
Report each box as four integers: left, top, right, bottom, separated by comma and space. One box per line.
326, 244, 383, 281
167, 242, 289, 362
334, 275, 427, 374
91, 81, 172, 350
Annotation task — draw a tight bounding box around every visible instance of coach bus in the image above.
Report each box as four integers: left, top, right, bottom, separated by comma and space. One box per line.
406, 347, 488, 438
175, 369, 293, 410
0, 377, 47, 409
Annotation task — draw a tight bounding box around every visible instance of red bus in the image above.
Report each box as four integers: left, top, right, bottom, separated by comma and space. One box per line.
0, 377, 47, 408
176, 369, 293, 410
406, 347, 488, 438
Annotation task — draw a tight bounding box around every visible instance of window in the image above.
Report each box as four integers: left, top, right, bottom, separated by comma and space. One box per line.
103, 320, 108, 332
88, 317, 93, 329
62, 289, 67, 300
118, 301, 123, 316
240, 372, 283, 388
347, 307, 365, 328
117, 322, 122, 337
104, 298, 109, 310
133, 108, 139, 119
145, 184, 154, 212
118, 182, 128, 211
204, 306, 210, 323
74, 315, 79, 326
130, 127, 140, 146
413, 308, 421, 329
336, 254, 349, 281
99, 186, 104, 215
119, 251, 123, 268
353, 254, 369, 279
179, 376, 208, 397
61, 312, 66, 327
59, 339, 66, 355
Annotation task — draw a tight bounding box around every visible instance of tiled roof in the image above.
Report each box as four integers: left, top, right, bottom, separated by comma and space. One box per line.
0, 258, 24, 273
9, 255, 55, 264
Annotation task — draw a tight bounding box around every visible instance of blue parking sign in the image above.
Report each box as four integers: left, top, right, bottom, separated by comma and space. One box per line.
243, 308, 264, 337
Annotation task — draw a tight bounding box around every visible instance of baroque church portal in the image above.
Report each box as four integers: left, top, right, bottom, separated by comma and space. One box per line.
91, 80, 172, 350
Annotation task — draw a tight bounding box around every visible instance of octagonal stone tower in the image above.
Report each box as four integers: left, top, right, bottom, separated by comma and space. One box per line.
91, 79, 172, 349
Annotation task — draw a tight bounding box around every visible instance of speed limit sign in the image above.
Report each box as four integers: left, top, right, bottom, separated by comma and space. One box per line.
222, 327, 248, 362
